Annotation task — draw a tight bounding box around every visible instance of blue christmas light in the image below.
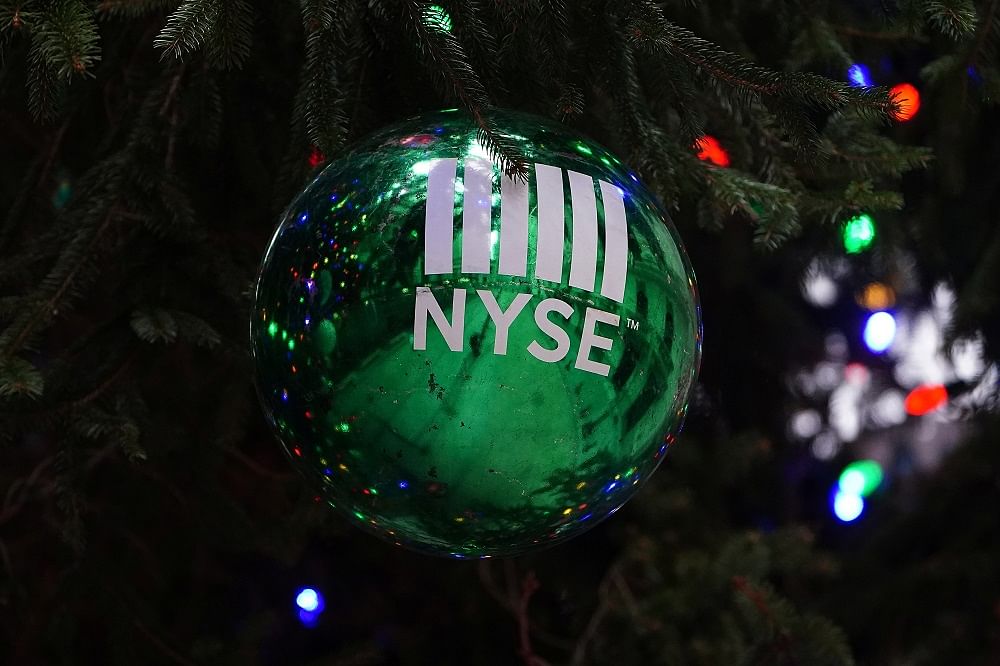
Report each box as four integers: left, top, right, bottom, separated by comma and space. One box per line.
296, 587, 322, 612
863, 311, 896, 353
847, 63, 872, 87
832, 489, 865, 522
295, 587, 326, 627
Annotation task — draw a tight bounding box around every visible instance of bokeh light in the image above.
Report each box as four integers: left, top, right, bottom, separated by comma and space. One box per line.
904, 384, 948, 416
890, 83, 921, 121
296, 587, 322, 612
863, 311, 896, 353
858, 282, 895, 311
838, 460, 883, 497
695, 135, 731, 167
843, 214, 876, 254
847, 63, 873, 87
833, 489, 865, 522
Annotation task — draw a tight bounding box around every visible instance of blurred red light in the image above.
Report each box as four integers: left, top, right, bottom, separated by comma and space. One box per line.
890, 83, 921, 122
904, 384, 947, 416
695, 135, 731, 167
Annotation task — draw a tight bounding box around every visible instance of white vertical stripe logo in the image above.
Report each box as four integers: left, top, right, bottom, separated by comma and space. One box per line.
422, 159, 629, 303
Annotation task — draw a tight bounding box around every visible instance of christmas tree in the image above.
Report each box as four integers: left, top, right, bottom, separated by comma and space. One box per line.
2, 1, 998, 663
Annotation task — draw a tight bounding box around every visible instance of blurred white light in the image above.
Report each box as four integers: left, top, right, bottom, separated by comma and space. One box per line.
802, 263, 839, 307
814, 362, 843, 391
811, 431, 841, 460
790, 409, 823, 439
830, 381, 863, 442
863, 311, 897, 353
825, 333, 849, 361
892, 311, 946, 387
951, 336, 986, 382
833, 490, 865, 522
871, 389, 906, 427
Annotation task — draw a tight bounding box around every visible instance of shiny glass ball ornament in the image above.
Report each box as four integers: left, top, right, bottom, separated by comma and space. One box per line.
252, 109, 702, 557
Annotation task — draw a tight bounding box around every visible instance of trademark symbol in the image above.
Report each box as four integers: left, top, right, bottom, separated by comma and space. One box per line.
627, 318, 640, 331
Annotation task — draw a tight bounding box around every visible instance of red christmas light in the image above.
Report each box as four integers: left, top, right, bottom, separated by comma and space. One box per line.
904, 384, 947, 416
308, 145, 326, 169
890, 83, 921, 122
695, 135, 730, 167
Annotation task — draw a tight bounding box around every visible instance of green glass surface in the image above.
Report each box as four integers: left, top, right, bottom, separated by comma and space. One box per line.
252, 110, 702, 557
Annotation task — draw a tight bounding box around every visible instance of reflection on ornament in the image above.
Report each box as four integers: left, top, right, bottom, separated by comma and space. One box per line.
858, 282, 895, 311
890, 83, 920, 121
904, 384, 947, 416
832, 489, 865, 522
252, 110, 702, 557
847, 63, 873, 87
842, 213, 875, 253
695, 135, 730, 167
863, 311, 896, 353
838, 460, 883, 497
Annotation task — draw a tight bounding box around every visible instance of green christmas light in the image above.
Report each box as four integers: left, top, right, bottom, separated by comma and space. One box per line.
843, 214, 876, 254
838, 460, 883, 497
425, 5, 452, 32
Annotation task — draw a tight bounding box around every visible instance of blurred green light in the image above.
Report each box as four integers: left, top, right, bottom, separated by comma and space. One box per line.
843, 214, 875, 254
574, 142, 593, 156
425, 5, 452, 32
267, 321, 278, 337
838, 460, 883, 497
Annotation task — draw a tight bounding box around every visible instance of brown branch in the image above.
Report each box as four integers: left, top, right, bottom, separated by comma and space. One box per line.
516, 571, 546, 666
731, 576, 797, 664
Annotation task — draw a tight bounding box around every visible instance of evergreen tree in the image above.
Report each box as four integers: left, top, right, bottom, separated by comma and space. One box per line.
1, 1, 997, 663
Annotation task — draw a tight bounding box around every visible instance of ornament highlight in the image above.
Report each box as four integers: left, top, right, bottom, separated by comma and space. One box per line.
252, 110, 702, 557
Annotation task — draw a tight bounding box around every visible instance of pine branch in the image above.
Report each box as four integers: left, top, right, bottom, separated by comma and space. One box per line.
31, 0, 101, 79
400, 0, 527, 178
624, 0, 897, 147
300, 0, 347, 155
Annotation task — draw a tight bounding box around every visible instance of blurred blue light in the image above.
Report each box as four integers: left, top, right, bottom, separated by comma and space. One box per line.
398, 480, 409, 489
296, 587, 322, 612
863, 311, 896, 353
847, 63, 872, 87
833, 490, 865, 522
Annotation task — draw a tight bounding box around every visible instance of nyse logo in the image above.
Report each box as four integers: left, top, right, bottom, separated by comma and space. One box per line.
413, 159, 629, 377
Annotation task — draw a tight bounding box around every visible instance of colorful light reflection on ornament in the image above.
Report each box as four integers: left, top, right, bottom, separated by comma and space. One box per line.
843, 213, 875, 253
295, 587, 325, 627
838, 460, 883, 497
904, 383, 948, 416
847, 63, 873, 87
833, 489, 865, 522
890, 83, 921, 121
695, 135, 730, 167
863, 311, 896, 353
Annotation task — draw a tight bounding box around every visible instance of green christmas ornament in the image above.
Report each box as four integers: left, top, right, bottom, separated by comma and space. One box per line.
253, 109, 701, 557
